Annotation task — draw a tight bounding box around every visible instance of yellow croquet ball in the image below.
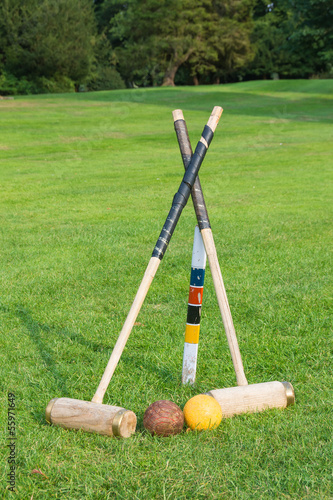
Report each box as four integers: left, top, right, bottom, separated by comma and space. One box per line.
183, 394, 222, 431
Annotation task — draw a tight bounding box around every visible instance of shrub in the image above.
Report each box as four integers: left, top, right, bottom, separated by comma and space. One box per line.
88, 66, 125, 91
0, 72, 40, 95
0, 71, 76, 95
36, 75, 76, 94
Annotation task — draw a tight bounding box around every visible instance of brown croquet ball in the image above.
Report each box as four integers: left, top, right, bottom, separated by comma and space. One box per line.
143, 400, 184, 436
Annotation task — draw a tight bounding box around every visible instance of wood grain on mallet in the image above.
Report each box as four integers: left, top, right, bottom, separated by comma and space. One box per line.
207, 381, 295, 418
48, 398, 137, 438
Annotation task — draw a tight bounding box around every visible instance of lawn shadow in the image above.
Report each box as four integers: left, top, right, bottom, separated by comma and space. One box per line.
5, 305, 107, 397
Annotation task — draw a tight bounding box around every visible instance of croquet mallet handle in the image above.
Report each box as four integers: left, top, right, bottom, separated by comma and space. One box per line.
92, 107, 223, 404
152, 107, 222, 260
173, 109, 248, 387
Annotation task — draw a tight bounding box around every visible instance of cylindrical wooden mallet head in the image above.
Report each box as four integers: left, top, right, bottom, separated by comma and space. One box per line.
45, 398, 137, 438
206, 381, 295, 418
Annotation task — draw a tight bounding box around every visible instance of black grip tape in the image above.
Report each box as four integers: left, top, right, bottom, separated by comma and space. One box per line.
152, 124, 213, 259
191, 178, 211, 230
174, 119, 192, 164
201, 125, 214, 146
174, 119, 211, 230
183, 142, 206, 187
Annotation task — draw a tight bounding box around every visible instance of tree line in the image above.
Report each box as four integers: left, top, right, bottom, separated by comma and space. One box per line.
0, 0, 332, 95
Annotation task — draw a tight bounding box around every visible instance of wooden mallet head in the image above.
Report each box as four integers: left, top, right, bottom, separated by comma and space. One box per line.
206, 381, 295, 418
46, 398, 137, 438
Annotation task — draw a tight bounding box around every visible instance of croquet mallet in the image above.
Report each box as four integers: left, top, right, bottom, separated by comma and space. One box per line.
173, 109, 295, 417
45, 106, 223, 437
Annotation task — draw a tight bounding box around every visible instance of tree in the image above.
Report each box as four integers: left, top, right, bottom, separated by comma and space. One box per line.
243, 0, 304, 79
289, 0, 333, 75
243, 0, 333, 79
103, 0, 253, 86
0, 0, 97, 92
87, 32, 125, 90
195, 0, 254, 83
107, 0, 209, 86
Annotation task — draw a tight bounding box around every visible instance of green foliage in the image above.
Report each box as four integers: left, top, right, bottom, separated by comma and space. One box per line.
0, 71, 76, 95
88, 66, 125, 91
1, 0, 332, 93
0, 0, 97, 93
245, 8, 305, 78
197, 0, 255, 82
0, 71, 39, 95
106, 0, 253, 86
245, 0, 333, 79
36, 75, 76, 93
289, 0, 333, 75
87, 32, 125, 91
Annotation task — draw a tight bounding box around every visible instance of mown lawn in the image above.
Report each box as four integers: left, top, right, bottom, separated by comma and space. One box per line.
0, 80, 332, 499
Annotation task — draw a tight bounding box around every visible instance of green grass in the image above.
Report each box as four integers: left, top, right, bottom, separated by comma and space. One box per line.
0, 79, 332, 499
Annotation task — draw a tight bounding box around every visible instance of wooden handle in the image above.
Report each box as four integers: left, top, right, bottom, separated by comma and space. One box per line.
201, 228, 248, 386
207, 106, 223, 133
93, 107, 223, 404
153, 106, 223, 260
173, 109, 248, 386
92, 256, 160, 404
173, 107, 222, 134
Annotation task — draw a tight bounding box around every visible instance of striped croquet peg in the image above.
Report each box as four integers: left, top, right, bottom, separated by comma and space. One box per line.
182, 225, 207, 385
